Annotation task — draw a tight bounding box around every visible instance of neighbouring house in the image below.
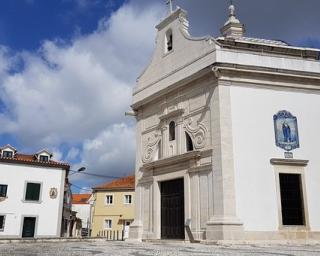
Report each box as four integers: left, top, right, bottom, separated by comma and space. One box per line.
0, 144, 71, 238
72, 193, 93, 237
129, 2, 320, 242
91, 176, 135, 239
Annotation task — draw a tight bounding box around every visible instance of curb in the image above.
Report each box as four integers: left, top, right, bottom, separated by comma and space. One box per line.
0, 237, 109, 244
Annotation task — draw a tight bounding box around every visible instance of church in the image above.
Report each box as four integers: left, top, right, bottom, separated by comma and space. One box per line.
129, 2, 320, 242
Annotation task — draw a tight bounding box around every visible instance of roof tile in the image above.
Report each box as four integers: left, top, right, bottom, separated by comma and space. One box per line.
94, 175, 135, 191
0, 153, 70, 170
72, 194, 91, 204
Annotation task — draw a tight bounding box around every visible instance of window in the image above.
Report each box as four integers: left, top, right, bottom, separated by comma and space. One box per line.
39, 155, 49, 162
104, 219, 112, 229
2, 151, 13, 158
124, 195, 132, 204
165, 29, 173, 53
186, 132, 194, 152
0, 185, 7, 197
105, 195, 113, 205
0, 216, 5, 231
169, 121, 175, 141
279, 174, 304, 226
25, 182, 41, 201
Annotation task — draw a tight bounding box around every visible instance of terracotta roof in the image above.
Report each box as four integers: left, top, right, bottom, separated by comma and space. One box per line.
93, 175, 135, 191
72, 194, 91, 204
0, 153, 70, 170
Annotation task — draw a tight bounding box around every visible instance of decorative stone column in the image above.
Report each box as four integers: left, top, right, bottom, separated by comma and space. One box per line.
161, 124, 168, 158
128, 112, 144, 241
177, 118, 184, 155
206, 84, 243, 240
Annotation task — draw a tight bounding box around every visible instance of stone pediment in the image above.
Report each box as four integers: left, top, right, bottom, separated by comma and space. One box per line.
133, 9, 217, 108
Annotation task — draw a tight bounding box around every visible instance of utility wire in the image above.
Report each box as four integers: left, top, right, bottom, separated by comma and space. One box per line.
69, 170, 121, 179
69, 183, 93, 191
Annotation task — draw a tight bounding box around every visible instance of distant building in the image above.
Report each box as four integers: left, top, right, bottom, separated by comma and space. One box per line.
91, 176, 135, 239
72, 193, 92, 237
0, 144, 70, 238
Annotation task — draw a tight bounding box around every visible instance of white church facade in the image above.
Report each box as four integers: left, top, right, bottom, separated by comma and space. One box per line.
129, 3, 320, 241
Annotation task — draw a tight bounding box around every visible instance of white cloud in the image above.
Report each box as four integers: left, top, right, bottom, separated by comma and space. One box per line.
79, 187, 93, 194
66, 147, 80, 161
0, 1, 164, 185
51, 148, 63, 162
71, 123, 136, 186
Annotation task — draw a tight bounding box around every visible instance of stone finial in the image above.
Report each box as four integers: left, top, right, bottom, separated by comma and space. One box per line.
220, 2, 245, 38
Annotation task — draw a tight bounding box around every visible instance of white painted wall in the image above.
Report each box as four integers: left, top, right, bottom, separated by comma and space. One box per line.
230, 85, 320, 231
0, 163, 66, 238
72, 204, 91, 229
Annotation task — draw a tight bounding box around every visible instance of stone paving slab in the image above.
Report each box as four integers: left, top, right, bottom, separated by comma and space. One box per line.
1, 240, 320, 256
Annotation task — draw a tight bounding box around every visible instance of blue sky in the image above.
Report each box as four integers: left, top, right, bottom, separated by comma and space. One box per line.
0, 0, 125, 51
0, 0, 319, 193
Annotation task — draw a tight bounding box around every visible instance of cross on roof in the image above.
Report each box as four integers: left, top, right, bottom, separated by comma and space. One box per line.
166, 0, 174, 14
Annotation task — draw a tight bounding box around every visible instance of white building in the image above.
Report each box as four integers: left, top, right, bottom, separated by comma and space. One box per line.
129, 3, 320, 242
0, 145, 70, 238
72, 194, 92, 236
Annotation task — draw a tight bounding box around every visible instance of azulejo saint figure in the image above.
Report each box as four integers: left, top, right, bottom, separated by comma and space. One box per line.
282, 121, 291, 143
273, 110, 299, 151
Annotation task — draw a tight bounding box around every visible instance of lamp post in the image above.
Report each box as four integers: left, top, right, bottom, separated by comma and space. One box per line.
69, 166, 86, 176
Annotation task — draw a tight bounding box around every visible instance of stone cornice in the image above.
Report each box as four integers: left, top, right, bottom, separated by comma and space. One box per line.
270, 158, 309, 166
142, 151, 201, 171
213, 64, 320, 91
188, 164, 211, 174
214, 64, 320, 81
137, 176, 153, 185
132, 67, 215, 110
159, 109, 184, 121
217, 38, 320, 60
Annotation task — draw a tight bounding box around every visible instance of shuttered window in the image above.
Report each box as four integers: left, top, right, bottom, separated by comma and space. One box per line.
25, 183, 41, 201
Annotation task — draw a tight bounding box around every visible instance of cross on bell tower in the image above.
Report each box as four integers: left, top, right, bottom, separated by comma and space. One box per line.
166, 0, 175, 14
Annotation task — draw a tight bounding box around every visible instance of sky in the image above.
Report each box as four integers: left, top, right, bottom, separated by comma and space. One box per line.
0, 0, 319, 192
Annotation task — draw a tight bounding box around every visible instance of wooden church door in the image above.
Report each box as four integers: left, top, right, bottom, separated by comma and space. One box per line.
161, 178, 185, 239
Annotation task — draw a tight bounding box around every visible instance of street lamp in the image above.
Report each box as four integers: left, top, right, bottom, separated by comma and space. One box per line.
77, 167, 86, 173
69, 166, 86, 176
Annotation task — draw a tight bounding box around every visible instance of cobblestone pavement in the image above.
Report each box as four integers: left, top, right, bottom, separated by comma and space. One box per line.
1, 241, 320, 256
